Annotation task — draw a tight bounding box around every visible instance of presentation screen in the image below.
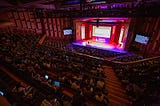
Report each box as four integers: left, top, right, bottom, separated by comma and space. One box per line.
92, 26, 111, 38
135, 34, 149, 45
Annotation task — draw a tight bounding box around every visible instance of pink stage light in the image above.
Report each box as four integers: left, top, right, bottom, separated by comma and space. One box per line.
118, 26, 124, 48
81, 24, 85, 40
111, 26, 116, 43
89, 24, 92, 38
112, 26, 116, 35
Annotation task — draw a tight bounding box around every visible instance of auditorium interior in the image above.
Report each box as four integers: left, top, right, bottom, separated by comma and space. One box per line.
0, 0, 160, 106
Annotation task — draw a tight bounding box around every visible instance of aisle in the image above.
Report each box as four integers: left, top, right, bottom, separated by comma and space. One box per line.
103, 65, 132, 106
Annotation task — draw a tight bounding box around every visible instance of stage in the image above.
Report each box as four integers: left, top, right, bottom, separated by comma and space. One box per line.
72, 40, 127, 53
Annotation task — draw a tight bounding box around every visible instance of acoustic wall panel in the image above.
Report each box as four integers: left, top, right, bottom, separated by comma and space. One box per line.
8, 12, 13, 19
37, 23, 42, 29
48, 18, 52, 24
57, 18, 61, 37
24, 12, 29, 21
43, 18, 47, 23
19, 12, 24, 20
22, 21, 27, 28
49, 24, 52, 30
50, 31, 53, 37
6, 10, 74, 45
36, 19, 40, 22
27, 22, 31, 29
130, 17, 160, 55
45, 23, 48, 29
29, 12, 34, 19
13, 12, 19, 19
46, 30, 49, 36
31, 22, 36, 29
35, 29, 40, 34
16, 20, 22, 28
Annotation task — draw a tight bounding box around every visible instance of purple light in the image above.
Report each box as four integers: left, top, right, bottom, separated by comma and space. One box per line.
72, 41, 126, 53
96, 38, 106, 43
100, 5, 108, 9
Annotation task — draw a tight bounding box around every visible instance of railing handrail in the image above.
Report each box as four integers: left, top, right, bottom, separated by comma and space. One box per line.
111, 55, 160, 65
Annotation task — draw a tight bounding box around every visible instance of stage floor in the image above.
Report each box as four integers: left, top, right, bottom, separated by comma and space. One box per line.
72, 40, 127, 53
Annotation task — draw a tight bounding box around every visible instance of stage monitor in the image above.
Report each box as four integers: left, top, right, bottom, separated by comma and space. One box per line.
63, 29, 73, 35
92, 26, 111, 38
135, 34, 149, 45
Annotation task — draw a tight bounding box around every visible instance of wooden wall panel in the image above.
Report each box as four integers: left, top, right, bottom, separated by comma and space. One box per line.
128, 17, 160, 56
46, 30, 49, 36
22, 21, 27, 28
19, 12, 24, 20
13, 12, 18, 19
50, 31, 53, 37
57, 18, 61, 38
49, 24, 52, 30
5, 10, 73, 44
48, 18, 51, 24
27, 22, 31, 29
31, 22, 36, 29
36, 19, 40, 23
24, 12, 29, 21
37, 23, 42, 29
45, 23, 48, 29
16, 20, 22, 27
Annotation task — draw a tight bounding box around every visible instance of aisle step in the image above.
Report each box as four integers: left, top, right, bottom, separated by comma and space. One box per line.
108, 99, 122, 106
106, 84, 125, 92
107, 88, 129, 100
105, 79, 122, 86
106, 82, 126, 93
106, 77, 120, 81
103, 65, 131, 106
108, 94, 131, 105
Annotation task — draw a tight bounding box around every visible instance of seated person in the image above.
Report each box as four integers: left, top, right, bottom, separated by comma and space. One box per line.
73, 75, 82, 81
33, 73, 41, 81
97, 79, 105, 89
95, 93, 104, 102
72, 90, 86, 106
41, 99, 52, 106
24, 85, 33, 96
95, 92, 109, 105
71, 81, 80, 90
12, 82, 25, 96
41, 96, 52, 106
89, 78, 95, 86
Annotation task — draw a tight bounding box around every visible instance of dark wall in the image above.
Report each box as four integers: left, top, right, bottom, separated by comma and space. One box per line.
1, 11, 74, 42
126, 17, 160, 56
